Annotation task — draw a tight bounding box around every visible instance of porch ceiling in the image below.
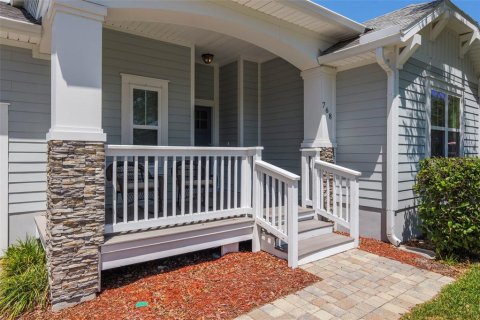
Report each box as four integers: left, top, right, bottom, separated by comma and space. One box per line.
105, 21, 277, 66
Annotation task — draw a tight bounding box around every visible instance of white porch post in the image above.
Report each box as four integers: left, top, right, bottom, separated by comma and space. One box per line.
300, 66, 336, 149
45, 1, 107, 312
300, 66, 337, 207
47, 1, 106, 142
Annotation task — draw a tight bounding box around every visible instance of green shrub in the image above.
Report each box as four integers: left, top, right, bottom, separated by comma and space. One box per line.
0, 237, 49, 319
414, 157, 480, 258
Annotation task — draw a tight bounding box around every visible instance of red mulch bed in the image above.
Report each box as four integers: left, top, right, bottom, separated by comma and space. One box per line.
22, 247, 318, 320
359, 237, 466, 278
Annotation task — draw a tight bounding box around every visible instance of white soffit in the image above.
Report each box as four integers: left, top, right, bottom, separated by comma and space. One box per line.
230, 0, 365, 40
105, 21, 277, 66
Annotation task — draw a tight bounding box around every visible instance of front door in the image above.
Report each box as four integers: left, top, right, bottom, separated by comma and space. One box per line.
194, 106, 212, 146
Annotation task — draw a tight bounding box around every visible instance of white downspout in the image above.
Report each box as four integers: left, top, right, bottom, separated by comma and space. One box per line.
375, 47, 402, 246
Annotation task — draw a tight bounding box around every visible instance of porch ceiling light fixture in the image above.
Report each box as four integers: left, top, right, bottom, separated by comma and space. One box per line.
201, 53, 214, 64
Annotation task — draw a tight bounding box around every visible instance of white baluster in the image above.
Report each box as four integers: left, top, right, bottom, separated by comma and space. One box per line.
181, 156, 185, 215
123, 158, 127, 223
190, 156, 194, 214
205, 156, 210, 212
144, 157, 149, 221
266, 175, 270, 224
154, 156, 158, 219
220, 157, 224, 210
227, 156, 231, 209
112, 156, 117, 225
134, 156, 138, 222
197, 156, 202, 212
163, 156, 167, 218
213, 156, 217, 212
234, 157, 238, 208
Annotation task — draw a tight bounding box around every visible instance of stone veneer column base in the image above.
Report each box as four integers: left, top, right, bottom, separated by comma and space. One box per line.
46, 140, 105, 312
319, 147, 334, 163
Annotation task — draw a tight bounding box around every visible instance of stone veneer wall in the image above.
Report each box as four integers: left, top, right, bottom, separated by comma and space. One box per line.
46, 140, 105, 311
319, 147, 334, 163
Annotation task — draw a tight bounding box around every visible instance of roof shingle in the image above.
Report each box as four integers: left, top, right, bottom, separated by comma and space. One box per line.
322, 1, 443, 55
0, 2, 39, 25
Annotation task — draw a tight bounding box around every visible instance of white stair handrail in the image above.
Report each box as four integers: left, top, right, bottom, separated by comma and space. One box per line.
313, 160, 361, 247
253, 160, 300, 268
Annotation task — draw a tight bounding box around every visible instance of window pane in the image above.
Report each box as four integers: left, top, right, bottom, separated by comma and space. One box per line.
431, 90, 445, 127
133, 129, 158, 146
133, 89, 145, 125
448, 96, 460, 129
431, 129, 445, 157
448, 131, 460, 157
146, 90, 158, 126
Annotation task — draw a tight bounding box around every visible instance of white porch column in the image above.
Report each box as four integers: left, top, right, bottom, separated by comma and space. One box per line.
47, 1, 106, 142
300, 66, 336, 149
45, 1, 107, 312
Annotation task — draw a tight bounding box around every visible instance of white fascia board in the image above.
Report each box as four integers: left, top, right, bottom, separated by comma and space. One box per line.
401, 4, 447, 41
317, 32, 402, 66
275, 0, 366, 34
0, 16, 42, 41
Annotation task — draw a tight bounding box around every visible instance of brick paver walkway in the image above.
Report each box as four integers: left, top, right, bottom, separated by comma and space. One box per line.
238, 249, 454, 320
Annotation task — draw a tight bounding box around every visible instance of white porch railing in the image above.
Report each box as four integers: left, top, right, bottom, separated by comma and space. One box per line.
104, 145, 262, 234
253, 160, 300, 268
312, 160, 361, 246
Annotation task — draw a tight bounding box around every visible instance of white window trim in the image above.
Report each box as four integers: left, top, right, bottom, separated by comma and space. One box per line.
0, 102, 9, 255
426, 85, 464, 158
121, 74, 169, 145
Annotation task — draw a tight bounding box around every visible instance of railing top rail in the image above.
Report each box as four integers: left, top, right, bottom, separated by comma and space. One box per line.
255, 160, 300, 183
314, 160, 361, 179
105, 145, 263, 157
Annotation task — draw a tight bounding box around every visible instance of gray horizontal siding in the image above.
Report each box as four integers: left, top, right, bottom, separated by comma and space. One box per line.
336, 63, 387, 211
219, 62, 238, 147
0, 44, 50, 245
398, 58, 480, 211
395, 27, 480, 241
103, 28, 192, 145
195, 63, 214, 101
261, 58, 303, 174
243, 61, 259, 147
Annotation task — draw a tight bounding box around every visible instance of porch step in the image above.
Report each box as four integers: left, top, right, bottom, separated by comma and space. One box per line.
101, 217, 254, 270
298, 219, 333, 240
298, 233, 355, 266
298, 206, 315, 221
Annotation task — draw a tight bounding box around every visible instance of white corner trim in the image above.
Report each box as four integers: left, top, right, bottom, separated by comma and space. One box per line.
0, 102, 9, 255
238, 58, 244, 147
120, 73, 169, 146
213, 64, 220, 146
190, 46, 195, 146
